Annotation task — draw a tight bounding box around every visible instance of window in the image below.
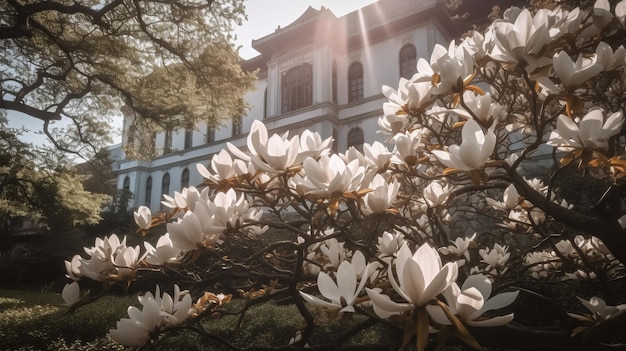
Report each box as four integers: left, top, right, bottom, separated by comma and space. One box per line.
161, 173, 170, 196
206, 124, 215, 143
281, 63, 312, 113
263, 88, 268, 119
181, 168, 190, 189
348, 62, 364, 103
232, 115, 242, 137
145, 177, 152, 207
347, 128, 364, 152
399, 44, 417, 79
164, 128, 173, 154
123, 176, 130, 191
184, 129, 193, 149
332, 61, 337, 104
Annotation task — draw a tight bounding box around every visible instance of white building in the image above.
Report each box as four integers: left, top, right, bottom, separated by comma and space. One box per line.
113, 0, 465, 212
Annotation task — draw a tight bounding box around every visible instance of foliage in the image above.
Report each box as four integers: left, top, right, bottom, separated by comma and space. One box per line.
0, 0, 256, 158
56, 0, 626, 350
0, 117, 107, 230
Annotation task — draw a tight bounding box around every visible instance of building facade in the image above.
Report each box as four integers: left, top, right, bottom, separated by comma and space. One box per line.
113, 0, 460, 212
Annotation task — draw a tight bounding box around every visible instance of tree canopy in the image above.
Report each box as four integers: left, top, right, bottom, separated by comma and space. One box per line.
0, 115, 107, 230
1, 0, 256, 158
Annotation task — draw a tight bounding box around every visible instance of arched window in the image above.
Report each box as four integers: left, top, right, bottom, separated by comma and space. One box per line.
281, 63, 312, 113
348, 62, 364, 103
332, 61, 338, 104
181, 168, 190, 189
145, 177, 152, 207
161, 173, 170, 196
347, 128, 364, 152
399, 44, 417, 79
123, 176, 130, 191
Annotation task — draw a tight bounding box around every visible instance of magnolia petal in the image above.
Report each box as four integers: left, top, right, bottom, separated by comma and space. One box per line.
299, 291, 338, 309
317, 271, 341, 304
365, 288, 414, 314
468, 313, 515, 327
478, 291, 519, 317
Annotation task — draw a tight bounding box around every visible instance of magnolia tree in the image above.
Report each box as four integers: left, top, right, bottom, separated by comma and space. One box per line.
61, 1, 626, 350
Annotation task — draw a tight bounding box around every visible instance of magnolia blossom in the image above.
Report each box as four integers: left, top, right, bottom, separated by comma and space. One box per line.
414, 41, 475, 94
319, 238, 347, 270
486, 184, 521, 212
422, 180, 452, 208
362, 141, 392, 172
391, 129, 425, 167
537, 51, 603, 94
426, 274, 519, 327
480, 243, 511, 275
144, 233, 183, 266
379, 79, 435, 134
568, 296, 626, 323
77, 234, 145, 282
595, 41, 626, 71
161, 186, 207, 211
61, 282, 81, 307
362, 174, 400, 215
447, 91, 505, 126
431, 119, 496, 171
489, 8, 552, 72
439, 233, 477, 264
524, 251, 561, 279
294, 154, 371, 197
110, 284, 193, 346
134, 206, 152, 230
376, 230, 405, 257
197, 150, 251, 185
547, 109, 624, 151
300, 256, 372, 313
366, 243, 458, 318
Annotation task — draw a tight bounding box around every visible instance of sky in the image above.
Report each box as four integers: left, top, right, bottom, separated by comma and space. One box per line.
5, 0, 378, 147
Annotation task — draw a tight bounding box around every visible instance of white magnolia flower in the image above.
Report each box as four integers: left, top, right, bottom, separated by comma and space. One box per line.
524, 251, 561, 279
363, 141, 392, 172
431, 119, 496, 171
161, 186, 206, 211
439, 233, 477, 263
422, 180, 452, 208
391, 129, 425, 167
295, 154, 370, 196
376, 231, 405, 257
617, 0, 626, 26
447, 91, 505, 126
366, 243, 458, 318
547, 109, 624, 151
197, 150, 250, 185
378, 79, 435, 135
595, 41, 626, 71
144, 233, 183, 266
489, 8, 552, 72
537, 51, 603, 94
480, 243, 511, 275
64, 254, 82, 281
426, 274, 519, 327
61, 282, 81, 307
486, 184, 522, 212
133, 206, 152, 230
568, 296, 626, 323
110, 284, 193, 346
362, 174, 400, 215
300, 257, 372, 313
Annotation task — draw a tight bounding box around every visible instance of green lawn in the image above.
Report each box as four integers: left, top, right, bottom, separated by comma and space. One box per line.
0, 288, 402, 351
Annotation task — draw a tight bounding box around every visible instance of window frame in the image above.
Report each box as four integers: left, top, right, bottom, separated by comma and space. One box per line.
348, 62, 364, 103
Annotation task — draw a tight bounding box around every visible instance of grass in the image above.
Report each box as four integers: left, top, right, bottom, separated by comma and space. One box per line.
0, 287, 404, 351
